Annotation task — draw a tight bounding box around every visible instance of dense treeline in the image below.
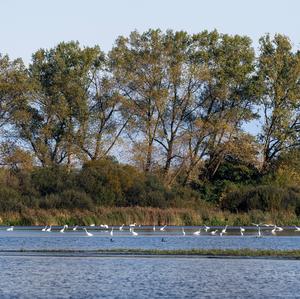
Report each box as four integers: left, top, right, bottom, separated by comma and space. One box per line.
1, 29, 300, 221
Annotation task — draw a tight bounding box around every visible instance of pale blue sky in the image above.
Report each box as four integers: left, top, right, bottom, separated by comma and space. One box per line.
1, 0, 300, 64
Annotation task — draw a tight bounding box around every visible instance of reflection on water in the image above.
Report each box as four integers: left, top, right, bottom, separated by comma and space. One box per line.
0, 256, 300, 298
0, 226, 300, 251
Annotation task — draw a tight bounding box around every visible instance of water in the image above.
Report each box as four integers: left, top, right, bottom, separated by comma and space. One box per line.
0, 256, 300, 298
1, 226, 300, 298
0, 226, 300, 251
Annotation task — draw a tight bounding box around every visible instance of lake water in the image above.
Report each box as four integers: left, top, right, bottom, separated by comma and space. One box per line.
1, 226, 300, 298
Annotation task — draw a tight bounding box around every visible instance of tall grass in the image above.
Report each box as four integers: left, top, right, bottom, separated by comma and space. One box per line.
0, 206, 299, 226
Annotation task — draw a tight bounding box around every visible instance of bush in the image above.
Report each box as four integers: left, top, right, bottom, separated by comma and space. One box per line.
0, 187, 23, 212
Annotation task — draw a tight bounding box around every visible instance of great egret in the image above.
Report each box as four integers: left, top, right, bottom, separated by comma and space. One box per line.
256, 227, 262, 238
60, 225, 67, 233
211, 230, 218, 235
276, 226, 283, 232
160, 225, 167, 231
84, 228, 93, 237
295, 226, 300, 232
129, 223, 136, 227
131, 229, 138, 236
221, 225, 228, 235
46, 225, 52, 232
119, 224, 124, 231
73, 225, 78, 231
271, 226, 277, 235
41, 226, 47, 232
110, 228, 114, 236
153, 225, 156, 232
193, 229, 201, 235
182, 227, 186, 236
240, 227, 245, 236
204, 225, 210, 232
6, 226, 14, 232
100, 224, 109, 229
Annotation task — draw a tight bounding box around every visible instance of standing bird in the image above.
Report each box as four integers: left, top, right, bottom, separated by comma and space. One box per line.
256, 226, 262, 238
6, 226, 14, 232
295, 226, 300, 232
276, 226, 284, 232
84, 228, 93, 237
46, 225, 52, 232
204, 225, 210, 232
182, 227, 186, 236
193, 229, 201, 235
153, 225, 156, 232
41, 226, 47, 232
60, 225, 67, 233
110, 227, 114, 236
131, 229, 138, 236
160, 225, 167, 231
73, 225, 78, 231
119, 224, 124, 231
221, 225, 228, 235
271, 226, 277, 235
129, 223, 136, 228
240, 227, 245, 236
211, 230, 218, 235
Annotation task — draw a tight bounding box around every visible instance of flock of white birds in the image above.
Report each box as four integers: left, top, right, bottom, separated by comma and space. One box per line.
4, 223, 300, 237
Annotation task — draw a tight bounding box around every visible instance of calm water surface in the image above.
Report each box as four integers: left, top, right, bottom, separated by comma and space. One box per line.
1, 226, 300, 298
0, 256, 300, 298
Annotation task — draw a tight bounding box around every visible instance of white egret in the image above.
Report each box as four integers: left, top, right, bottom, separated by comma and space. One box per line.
41, 226, 47, 232
73, 225, 78, 231
276, 226, 283, 232
204, 225, 210, 232
60, 225, 67, 233
46, 225, 52, 232
131, 229, 138, 236
84, 228, 93, 237
110, 228, 114, 236
211, 230, 218, 235
240, 227, 245, 236
129, 223, 136, 228
221, 225, 228, 235
256, 227, 262, 238
182, 227, 186, 236
6, 226, 14, 231
271, 226, 277, 235
295, 226, 300, 232
119, 224, 124, 231
90, 223, 95, 227
100, 224, 109, 229
193, 229, 201, 235
153, 225, 156, 232
160, 225, 167, 231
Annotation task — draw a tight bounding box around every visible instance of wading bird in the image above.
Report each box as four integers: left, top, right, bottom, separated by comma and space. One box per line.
295, 226, 300, 232
271, 226, 277, 235
46, 225, 52, 232
240, 227, 245, 236
90, 224, 95, 227
193, 229, 201, 235
204, 225, 210, 232
131, 229, 138, 236
41, 226, 47, 232
73, 225, 78, 231
119, 224, 124, 231
153, 225, 156, 232
60, 225, 68, 233
160, 225, 167, 231
211, 230, 218, 235
6, 226, 14, 231
84, 228, 93, 237
129, 223, 136, 228
182, 227, 186, 236
110, 228, 114, 236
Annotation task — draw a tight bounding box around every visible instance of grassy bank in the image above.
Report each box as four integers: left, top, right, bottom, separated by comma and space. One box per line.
2, 248, 300, 259
0, 206, 300, 226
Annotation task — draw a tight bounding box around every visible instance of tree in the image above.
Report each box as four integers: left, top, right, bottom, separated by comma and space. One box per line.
14, 42, 105, 167
256, 34, 300, 172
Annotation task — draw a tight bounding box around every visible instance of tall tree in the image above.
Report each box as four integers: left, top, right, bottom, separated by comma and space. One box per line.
256, 34, 300, 172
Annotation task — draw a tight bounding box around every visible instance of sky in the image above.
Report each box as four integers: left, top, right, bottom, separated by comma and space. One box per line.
1, 0, 299, 135
1, 0, 300, 64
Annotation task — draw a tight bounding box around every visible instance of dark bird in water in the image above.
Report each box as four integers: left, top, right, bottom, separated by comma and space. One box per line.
161, 238, 167, 242
110, 238, 114, 242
